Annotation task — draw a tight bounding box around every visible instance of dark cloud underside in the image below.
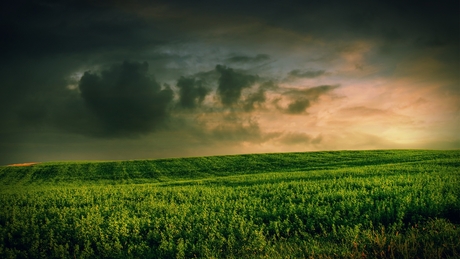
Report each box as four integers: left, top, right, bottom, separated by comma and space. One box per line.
215, 65, 258, 106
78, 61, 173, 137
176, 76, 209, 109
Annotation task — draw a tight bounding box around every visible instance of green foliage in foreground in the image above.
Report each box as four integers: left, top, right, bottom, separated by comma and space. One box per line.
0, 150, 459, 258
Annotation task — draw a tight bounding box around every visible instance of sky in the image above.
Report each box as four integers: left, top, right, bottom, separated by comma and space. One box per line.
1, 0, 459, 165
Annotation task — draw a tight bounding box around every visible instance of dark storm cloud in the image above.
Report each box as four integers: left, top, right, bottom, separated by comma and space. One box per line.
0, 1, 169, 61
226, 54, 270, 64
5, 0, 454, 62
0, 57, 95, 164
0, 58, 83, 127
191, 69, 221, 86
176, 76, 209, 109
279, 84, 339, 114
288, 69, 326, 79
152, 0, 457, 43
0, 0, 179, 145
78, 61, 174, 137
215, 65, 258, 106
0, 58, 177, 139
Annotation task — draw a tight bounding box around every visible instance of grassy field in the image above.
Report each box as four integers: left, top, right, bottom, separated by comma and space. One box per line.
0, 150, 459, 258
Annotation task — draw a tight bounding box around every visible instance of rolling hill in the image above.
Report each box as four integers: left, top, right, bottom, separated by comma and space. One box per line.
1, 150, 459, 258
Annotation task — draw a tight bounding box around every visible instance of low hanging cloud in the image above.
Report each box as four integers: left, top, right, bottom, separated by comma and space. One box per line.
215, 65, 258, 106
78, 61, 174, 137
176, 76, 209, 109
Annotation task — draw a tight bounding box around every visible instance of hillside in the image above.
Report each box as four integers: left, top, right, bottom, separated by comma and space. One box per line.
1, 149, 458, 187
1, 150, 459, 258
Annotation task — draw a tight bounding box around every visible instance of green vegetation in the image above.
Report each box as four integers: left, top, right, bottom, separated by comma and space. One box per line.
0, 150, 459, 258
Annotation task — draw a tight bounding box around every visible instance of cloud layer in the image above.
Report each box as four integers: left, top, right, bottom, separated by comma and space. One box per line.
0, 0, 458, 164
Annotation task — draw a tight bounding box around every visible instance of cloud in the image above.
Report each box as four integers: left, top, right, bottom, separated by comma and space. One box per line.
0, 58, 89, 130
286, 99, 310, 114
211, 119, 262, 143
288, 69, 326, 79
243, 88, 266, 112
284, 84, 339, 97
215, 65, 258, 106
0, 1, 168, 61
208, 113, 279, 144
278, 84, 339, 114
176, 76, 209, 109
1, 0, 459, 164
226, 54, 270, 63
78, 61, 174, 137
242, 81, 277, 112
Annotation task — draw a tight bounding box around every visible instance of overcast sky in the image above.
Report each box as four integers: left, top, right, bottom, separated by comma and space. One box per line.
1, 0, 459, 164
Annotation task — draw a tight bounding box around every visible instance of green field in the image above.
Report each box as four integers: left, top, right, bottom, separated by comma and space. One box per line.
1, 150, 459, 258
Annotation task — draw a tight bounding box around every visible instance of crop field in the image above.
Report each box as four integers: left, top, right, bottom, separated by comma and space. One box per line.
0, 150, 459, 258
